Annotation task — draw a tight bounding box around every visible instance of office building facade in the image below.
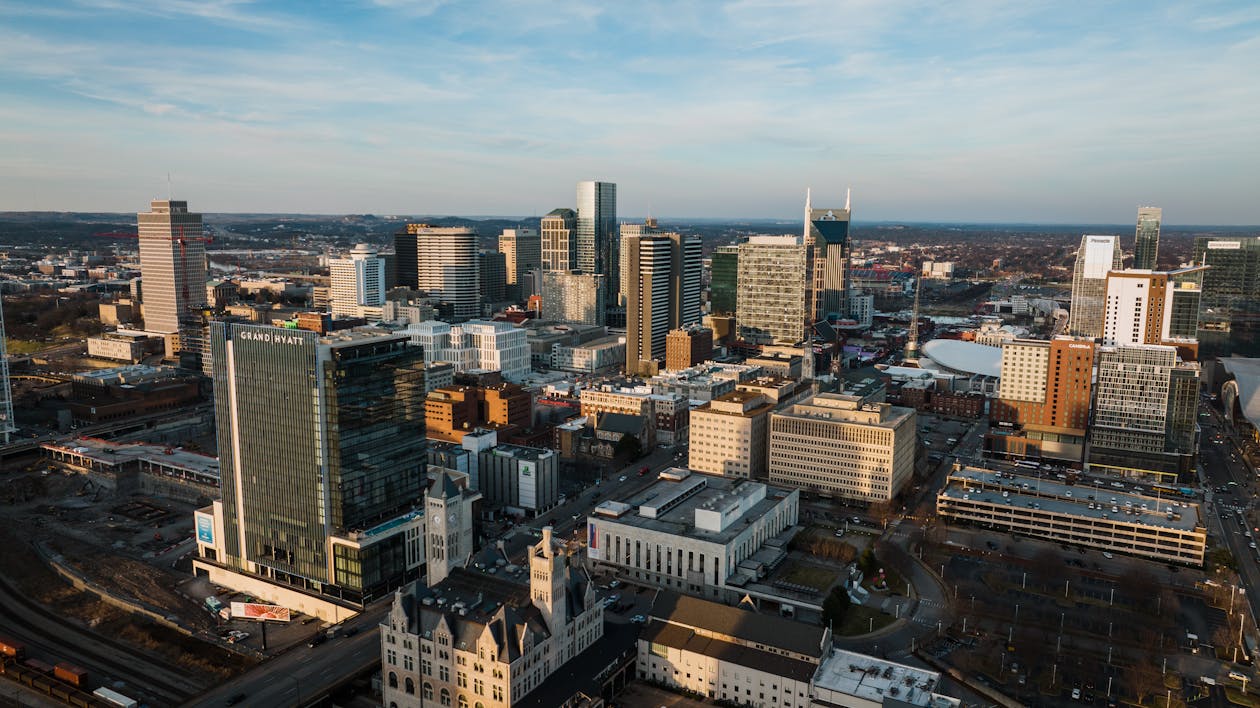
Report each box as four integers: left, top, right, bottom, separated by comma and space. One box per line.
688, 391, 774, 479
737, 236, 808, 345
1067, 234, 1123, 339
1088, 344, 1199, 479
1102, 267, 1204, 357
1194, 236, 1260, 334
329, 243, 385, 321
576, 180, 617, 297
806, 192, 852, 322
539, 271, 606, 326
199, 323, 429, 605
137, 199, 208, 334
398, 224, 480, 321
1134, 206, 1162, 270
768, 393, 916, 501
709, 245, 739, 316
479, 250, 508, 305
665, 326, 713, 372
498, 227, 540, 300
540, 207, 577, 272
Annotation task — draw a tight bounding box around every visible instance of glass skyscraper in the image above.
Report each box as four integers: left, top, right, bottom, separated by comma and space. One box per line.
576, 180, 617, 303
1194, 236, 1260, 334
210, 322, 428, 603
709, 245, 739, 316
1133, 206, 1162, 271
1067, 234, 1122, 339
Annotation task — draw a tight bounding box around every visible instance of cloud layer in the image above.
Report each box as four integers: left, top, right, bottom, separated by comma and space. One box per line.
1, 0, 1257, 223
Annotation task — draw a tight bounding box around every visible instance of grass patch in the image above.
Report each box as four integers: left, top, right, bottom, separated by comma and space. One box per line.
5, 339, 46, 355
1225, 687, 1259, 707
778, 563, 838, 592
834, 603, 897, 636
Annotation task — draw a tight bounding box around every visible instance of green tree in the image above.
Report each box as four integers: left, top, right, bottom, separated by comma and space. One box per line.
821, 587, 851, 629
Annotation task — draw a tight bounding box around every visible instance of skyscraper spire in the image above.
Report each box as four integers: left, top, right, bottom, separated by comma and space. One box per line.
905, 275, 922, 362
845, 187, 851, 212
804, 188, 812, 240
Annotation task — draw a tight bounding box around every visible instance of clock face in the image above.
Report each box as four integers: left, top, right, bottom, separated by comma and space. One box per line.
449, 512, 457, 524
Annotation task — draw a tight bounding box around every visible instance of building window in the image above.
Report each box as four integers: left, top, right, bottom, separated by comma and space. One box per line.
388, 672, 398, 689
405, 677, 415, 695
441, 688, 452, 706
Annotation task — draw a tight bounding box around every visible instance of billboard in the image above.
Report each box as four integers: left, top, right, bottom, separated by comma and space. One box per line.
195, 512, 215, 545
587, 521, 601, 561
231, 602, 291, 622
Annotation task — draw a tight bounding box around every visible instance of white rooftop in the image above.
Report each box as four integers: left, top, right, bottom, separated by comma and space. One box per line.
812, 648, 958, 707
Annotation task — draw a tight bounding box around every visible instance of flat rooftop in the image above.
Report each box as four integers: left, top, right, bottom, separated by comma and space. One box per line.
942, 467, 1201, 532
813, 647, 957, 707
590, 469, 796, 545
44, 437, 220, 478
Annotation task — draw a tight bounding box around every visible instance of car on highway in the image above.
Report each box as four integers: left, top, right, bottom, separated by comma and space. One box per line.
618, 475, 627, 482
227, 693, 247, 706
1102, 552, 1113, 559
307, 634, 327, 648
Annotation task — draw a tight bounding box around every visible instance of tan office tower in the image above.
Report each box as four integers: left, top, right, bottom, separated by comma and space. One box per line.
688, 390, 774, 479
624, 231, 703, 375
137, 199, 207, 334
540, 208, 577, 272
1067, 234, 1122, 339
402, 224, 480, 321
499, 227, 540, 300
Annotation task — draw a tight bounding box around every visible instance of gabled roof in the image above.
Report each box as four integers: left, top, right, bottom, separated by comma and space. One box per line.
650, 591, 826, 659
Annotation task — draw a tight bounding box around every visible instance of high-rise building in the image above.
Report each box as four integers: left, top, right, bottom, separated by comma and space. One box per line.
0, 291, 14, 443
1134, 206, 1162, 270
405, 320, 530, 383
619, 219, 660, 306
498, 227, 540, 300
1067, 234, 1123, 339
540, 208, 577, 272
1088, 344, 1199, 480
195, 323, 429, 606
709, 245, 739, 316
988, 337, 1095, 464
538, 271, 606, 326
1102, 266, 1205, 358
737, 236, 808, 345
805, 190, 852, 322
624, 232, 703, 375
137, 199, 208, 334
768, 393, 916, 502
1194, 236, 1260, 334
329, 243, 386, 321
399, 224, 480, 321
478, 250, 507, 305
576, 180, 617, 293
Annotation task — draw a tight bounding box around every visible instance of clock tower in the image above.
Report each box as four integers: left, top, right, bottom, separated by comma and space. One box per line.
425, 470, 479, 587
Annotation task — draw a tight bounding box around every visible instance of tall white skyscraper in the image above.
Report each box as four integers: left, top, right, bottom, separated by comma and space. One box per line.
329, 243, 385, 320
402, 224, 480, 321
137, 199, 208, 334
1067, 234, 1122, 339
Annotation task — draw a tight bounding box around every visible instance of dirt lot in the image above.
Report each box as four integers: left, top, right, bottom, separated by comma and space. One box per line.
0, 463, 258, 682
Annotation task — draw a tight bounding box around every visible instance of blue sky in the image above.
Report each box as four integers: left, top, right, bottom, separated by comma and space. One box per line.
1, 1, 1257, 223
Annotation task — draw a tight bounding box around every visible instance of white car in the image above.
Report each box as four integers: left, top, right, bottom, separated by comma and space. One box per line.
1071, 687, 1081, 700
618, 475, 627, 482
1102, 552, 1114, 559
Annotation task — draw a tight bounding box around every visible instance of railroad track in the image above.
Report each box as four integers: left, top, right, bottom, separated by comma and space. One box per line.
0, 571, 205, 707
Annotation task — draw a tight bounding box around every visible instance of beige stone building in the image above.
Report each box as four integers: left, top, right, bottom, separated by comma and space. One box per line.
688, 391, 774, 479
768, 393, 916, 501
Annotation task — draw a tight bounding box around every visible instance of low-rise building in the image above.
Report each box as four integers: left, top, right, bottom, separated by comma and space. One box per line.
665, 326, 713, 372
87, 329, 163, 363
586, 468, 800, 601
936, 466, 1206, 565
380, 528, 603, 708
43, 437, 219, 503
551, 335, 625, 374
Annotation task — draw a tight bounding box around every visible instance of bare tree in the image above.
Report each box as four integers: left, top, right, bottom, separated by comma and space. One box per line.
1128, 659, 1165, 705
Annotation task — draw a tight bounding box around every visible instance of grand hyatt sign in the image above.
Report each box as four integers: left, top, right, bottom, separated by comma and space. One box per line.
238, 329, 307, 345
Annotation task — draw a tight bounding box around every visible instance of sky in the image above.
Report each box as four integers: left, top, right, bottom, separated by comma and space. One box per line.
1, 1, 1258, 223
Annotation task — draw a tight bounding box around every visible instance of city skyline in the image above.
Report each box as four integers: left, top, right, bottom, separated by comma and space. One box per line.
1, 2, 1258, 223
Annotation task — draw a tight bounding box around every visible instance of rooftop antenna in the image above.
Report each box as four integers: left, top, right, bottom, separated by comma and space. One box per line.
845, 187, 851, 212
803, 188, 812, 240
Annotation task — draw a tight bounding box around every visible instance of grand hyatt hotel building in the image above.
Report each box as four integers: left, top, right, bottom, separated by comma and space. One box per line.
193, 322, 430, 618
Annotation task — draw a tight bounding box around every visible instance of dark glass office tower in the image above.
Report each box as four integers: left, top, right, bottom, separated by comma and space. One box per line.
1134, 206, 1162, 271
211, 322, 427, 603
1194, 236, 1260, 334
709, 245, 739, 316
576, 180, 617, 312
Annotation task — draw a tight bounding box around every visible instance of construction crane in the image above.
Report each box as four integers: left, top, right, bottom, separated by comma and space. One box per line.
93, 232, 139, 239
